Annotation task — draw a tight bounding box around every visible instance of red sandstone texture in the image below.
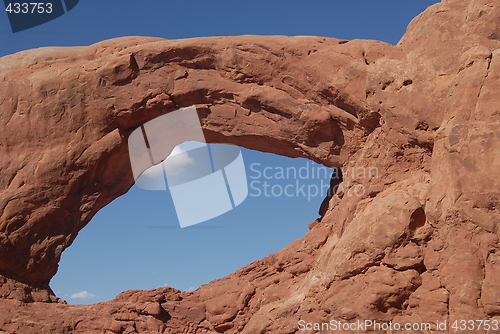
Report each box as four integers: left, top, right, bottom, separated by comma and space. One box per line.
0, 0, 499, 332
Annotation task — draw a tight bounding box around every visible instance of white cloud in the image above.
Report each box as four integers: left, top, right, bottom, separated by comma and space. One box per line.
187, 286, 196, 292
141, 161, 165, 178
163, 146, 195, 175
70, 291, 97, 299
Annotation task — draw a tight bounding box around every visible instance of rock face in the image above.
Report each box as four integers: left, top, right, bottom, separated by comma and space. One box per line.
0, 0, 499, 332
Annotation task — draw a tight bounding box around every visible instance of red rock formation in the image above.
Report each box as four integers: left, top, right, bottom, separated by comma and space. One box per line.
0, 0, 499, 332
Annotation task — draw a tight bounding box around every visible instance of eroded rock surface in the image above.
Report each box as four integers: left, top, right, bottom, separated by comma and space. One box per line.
0, 0, 499, 332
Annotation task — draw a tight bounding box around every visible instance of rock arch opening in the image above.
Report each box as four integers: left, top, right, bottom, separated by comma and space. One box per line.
0, 35, 381, 292
51, 147, 336, 304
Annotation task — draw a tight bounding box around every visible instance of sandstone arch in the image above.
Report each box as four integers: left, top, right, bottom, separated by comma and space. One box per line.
0, 34, 386, 286
0, 0, 499, 332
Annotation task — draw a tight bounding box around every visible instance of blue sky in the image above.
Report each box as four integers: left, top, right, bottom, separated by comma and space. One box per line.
0, 0, 439, 303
